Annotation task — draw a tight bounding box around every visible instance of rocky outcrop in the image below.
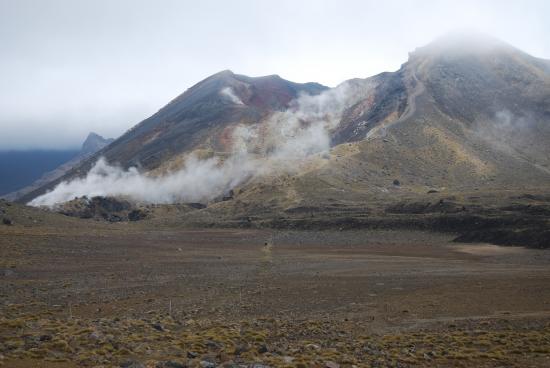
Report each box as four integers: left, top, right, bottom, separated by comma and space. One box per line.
57, 196, 148, 222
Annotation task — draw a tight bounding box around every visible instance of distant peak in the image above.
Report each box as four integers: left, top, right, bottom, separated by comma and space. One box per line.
217, 69, 234, 75
209, 69, 235, 79
81, 132, 114, 155
84, 132, 102, 140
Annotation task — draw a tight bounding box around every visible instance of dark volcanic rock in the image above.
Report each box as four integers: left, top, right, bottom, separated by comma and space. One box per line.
120, 360, 145, 368
385, 200, 464, 214
128, 209, 147, 221
156, 362, 187, 368
57, 196, 147, 222
454, 228, 550, 249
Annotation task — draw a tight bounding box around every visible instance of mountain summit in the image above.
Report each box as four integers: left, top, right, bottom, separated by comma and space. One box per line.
81, 132, 115, 156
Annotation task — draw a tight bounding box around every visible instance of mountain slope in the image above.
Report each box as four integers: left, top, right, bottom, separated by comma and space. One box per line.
21, 33, 550, 213
199, 33, 550, 220
19, 72, 327, 203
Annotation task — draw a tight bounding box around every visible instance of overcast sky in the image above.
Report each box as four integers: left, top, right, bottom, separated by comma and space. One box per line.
1, 0, 549, 150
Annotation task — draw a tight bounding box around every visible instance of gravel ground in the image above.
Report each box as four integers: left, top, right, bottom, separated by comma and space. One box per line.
1, 223, 550, 367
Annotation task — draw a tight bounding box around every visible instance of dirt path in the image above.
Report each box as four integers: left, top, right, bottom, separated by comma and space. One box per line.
366, 65, 426, 140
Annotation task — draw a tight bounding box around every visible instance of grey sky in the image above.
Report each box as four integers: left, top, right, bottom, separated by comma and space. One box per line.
1, 0, 549, 150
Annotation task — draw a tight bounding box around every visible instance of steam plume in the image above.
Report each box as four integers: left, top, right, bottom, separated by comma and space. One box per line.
220, 87, 244, 105
30, 82, 365, 207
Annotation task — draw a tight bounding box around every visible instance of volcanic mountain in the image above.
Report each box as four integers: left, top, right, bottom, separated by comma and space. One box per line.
21, 33, 550, 225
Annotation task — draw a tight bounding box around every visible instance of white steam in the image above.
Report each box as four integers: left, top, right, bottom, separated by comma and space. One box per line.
30, 83, 364, 207
29, 155, 257, 206
220, 87, 244, 105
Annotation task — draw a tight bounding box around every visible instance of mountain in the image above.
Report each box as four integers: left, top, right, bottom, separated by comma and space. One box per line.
4, 132, 113, 201
20, 33, 550, 219
216, 32, 550, 221
81, 132, 115, 156
18, 72, 327, 203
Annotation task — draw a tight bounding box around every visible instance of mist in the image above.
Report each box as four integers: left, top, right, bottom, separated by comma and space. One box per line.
29, 83, 365, 206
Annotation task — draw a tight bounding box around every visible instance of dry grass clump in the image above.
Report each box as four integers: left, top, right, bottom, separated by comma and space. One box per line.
1, 307, 550, 366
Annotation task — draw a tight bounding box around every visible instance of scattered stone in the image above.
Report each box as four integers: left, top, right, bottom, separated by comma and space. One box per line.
306, 343, 320, 350
89, 331, 101, 340
151, 322, 164, 331
156, 361, 187, 368
128, 209, 147, 221
219, 362, 239, 368
247, 364, 269, 368
325, 361, 340, 368
38, 334, 52, 342
222, 189, 235, 201
233, 345, 248, 356
206, 340, 223, 350
393, 179, 400, 186
199, 360, 216, 368
120, 359, 145, 368
257, 344, 268, 354
187, 351, 199, 359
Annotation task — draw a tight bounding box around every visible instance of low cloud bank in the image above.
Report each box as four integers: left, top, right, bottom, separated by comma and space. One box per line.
30, 83, 367, 207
